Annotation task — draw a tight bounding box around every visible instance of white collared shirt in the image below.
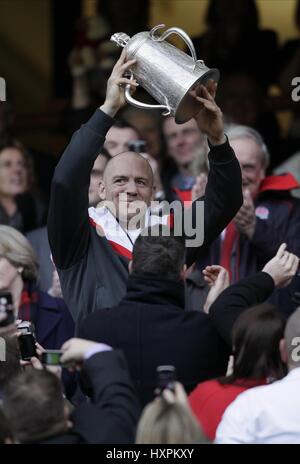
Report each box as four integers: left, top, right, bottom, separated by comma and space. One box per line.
88, 205, 168, 253
215, 367, 300, 444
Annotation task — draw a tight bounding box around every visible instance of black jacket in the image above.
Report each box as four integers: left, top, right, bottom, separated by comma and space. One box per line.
48, 109, 242, 325
209, 271, 275, 347
36, 350, 140, 444
78, 272, 274, 406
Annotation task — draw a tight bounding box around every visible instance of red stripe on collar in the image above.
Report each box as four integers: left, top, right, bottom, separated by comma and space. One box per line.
89, 216, 132, 259
109, 241, 132, 260
259, 173, 300, 193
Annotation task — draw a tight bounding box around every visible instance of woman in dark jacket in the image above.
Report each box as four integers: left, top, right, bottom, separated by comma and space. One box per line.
0, 225, 74, 349
0, 139, 47, 233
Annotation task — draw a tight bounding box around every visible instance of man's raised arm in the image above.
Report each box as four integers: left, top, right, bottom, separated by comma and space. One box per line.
47, 50, 138, 270
185, 82, 243, 267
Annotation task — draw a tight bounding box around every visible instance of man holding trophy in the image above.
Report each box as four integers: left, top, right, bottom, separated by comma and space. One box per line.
48, 44, 242, 325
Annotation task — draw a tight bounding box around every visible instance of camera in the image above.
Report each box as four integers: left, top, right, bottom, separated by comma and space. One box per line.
156, 365, 176, 393
0, 291, 15, 327
17, 321, 36, 336
17, 321, 37, 361
128, 140, 147, 153
41, 350, 63, 366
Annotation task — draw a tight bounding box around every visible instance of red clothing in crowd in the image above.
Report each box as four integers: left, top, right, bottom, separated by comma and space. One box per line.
188, 378, 266, 440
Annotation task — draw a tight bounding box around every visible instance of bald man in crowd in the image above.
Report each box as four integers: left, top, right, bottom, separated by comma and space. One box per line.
48, 49, 242, 325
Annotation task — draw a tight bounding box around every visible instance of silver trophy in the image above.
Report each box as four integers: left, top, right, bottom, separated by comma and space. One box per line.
111, 24, 219, 124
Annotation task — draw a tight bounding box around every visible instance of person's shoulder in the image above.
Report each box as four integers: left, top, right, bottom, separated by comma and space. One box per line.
35, 292, 75, 338
179, 311, 215, 339
183, 308, 210, 322
257, 186, 300, 208
270, 194, 300, 210
26, 226, 48, 240
180, 310, 212, 333
228, 381, 271, 408
78, 305, 118, 332
190, 379, 222, 398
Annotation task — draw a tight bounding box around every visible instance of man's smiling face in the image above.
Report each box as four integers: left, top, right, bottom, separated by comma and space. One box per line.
99, 152, 154, 224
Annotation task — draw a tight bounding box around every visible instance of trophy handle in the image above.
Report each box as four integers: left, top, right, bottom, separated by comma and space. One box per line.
150, 24, 202, 70
125, 71, 171, 116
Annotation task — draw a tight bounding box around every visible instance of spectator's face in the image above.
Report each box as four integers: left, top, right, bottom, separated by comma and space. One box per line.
88, 155, 109, 207
140, 152, 163, 193
230, 137, 265, 198
163, 118, 202, 167
99, 152, 154, 223
0, 148, 27, 198
104, 127, 139, 157
0, 255, 19, 291
127, 112, 161, 158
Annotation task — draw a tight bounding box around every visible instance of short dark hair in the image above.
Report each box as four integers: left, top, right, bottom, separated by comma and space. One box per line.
0, 137, 30, 167
100, 146, 111, 161
132, 226, 185, 281
112, 118, 139, 134
220, 303, 286, 385
3, 369, 67, 443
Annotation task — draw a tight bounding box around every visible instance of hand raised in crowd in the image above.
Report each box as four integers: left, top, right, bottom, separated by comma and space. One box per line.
234, 189, 256, 239
191, 173, 208, 201
262, 243, 299, 288
60, 337, 107, 370
48, 269, 63, 299
19, 342, 62, 379
100, 48, 138, 118
202, 265, 230, 313
190, 80, 226, 145
162, 382, 189, 407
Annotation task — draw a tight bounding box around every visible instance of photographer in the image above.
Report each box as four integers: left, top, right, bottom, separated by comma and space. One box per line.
2, 338, 140, 444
